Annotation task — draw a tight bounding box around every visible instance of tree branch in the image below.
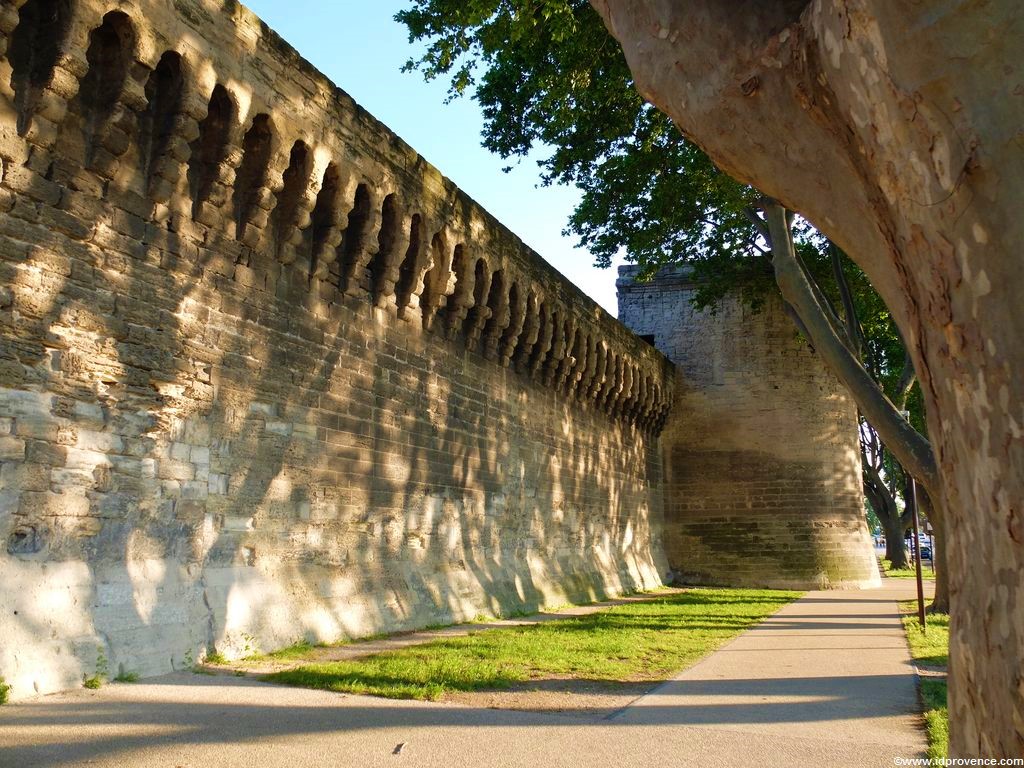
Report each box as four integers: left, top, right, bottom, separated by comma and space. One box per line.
830, 243, 862, 359
762, 200, 940, 497
864, 462, 898, 520
743, 205, 769, 241
791, 242, 856, 354
782, 301, 815, 352
895, 348, 917, 411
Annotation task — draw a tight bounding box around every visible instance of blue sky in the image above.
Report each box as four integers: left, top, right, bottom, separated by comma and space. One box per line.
242, 0, 624, 315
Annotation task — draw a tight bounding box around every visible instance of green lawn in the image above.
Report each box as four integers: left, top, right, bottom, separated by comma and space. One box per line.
901, 603, 950, 759
267, 587, 800, 701
882, 558, 935, 579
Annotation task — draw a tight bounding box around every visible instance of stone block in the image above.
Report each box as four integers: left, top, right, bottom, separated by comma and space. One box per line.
160, 480, 182, 498
75, 430, 124, 454
1, 462, 51, 492
222, 515, 253, 532
174, 500, 207, 522
0, 435, 25, 461
14, 416, 59, 442
49, 468, 96, 488
158, 460, 195, 482
181, 481, 208, 501
248, 402, 277, 418
72, 402, 106, 428
265, 421, 292, 436
207, 473, 228, 495
170, 442, 192, 462
25, 440, 67, 467
64, 448, 111, 472
18, 490, 90, 518
108, 455, 143, 477
291, 423, 317, 441
0, 489, 20, 517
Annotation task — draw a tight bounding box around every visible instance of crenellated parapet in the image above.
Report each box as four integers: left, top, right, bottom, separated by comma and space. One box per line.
0, 0, 673, 434
0, 0, 676, 703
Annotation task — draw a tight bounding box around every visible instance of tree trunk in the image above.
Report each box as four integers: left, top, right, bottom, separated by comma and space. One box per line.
865, 464, 909, 569
592, 1, 1024, 755
920, 488, 950, 614
883, 514, 909, 570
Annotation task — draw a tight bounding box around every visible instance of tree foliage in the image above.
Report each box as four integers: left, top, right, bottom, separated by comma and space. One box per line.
399, 1, 771, 304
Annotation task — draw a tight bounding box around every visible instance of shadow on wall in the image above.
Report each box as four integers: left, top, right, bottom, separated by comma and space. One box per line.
0, 0, 670, 697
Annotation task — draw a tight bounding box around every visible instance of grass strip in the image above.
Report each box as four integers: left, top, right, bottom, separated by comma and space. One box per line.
882, 558, 936, 579
901, 602, 949, 759
267, 587, 799, 701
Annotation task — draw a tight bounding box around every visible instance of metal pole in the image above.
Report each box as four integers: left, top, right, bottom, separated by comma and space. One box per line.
899, 409, 927, 632
909, 475, 927, 632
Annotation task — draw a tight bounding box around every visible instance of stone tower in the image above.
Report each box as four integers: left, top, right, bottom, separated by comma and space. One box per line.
618, 266, 880, 589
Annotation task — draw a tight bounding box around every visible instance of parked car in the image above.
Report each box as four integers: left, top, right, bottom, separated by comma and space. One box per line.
904, 535, 933, 562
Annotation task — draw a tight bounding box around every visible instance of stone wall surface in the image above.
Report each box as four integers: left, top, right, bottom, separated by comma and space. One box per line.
0, 0, 674, 698
617, 266, 880, 590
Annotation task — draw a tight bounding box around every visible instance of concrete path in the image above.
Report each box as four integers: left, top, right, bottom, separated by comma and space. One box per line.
613, 579, 929, 762
0, 581, 929, 768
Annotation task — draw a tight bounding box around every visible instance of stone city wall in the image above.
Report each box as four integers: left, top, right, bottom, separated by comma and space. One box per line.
0, 0, 674, 697
618, 266, 879, 590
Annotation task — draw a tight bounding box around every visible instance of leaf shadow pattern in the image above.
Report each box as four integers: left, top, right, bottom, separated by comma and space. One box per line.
0, 0, 672, 698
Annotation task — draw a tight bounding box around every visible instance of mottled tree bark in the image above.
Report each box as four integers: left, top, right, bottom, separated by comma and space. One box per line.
591, 0, 1023, 755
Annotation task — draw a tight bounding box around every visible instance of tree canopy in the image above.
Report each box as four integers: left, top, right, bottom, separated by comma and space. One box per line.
399, 1, 767, 299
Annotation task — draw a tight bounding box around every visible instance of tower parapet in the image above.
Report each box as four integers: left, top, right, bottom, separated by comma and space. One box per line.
0, 0, 673, 430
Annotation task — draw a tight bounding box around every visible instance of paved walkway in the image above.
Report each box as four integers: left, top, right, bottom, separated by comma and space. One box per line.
0, 581, 929, 768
